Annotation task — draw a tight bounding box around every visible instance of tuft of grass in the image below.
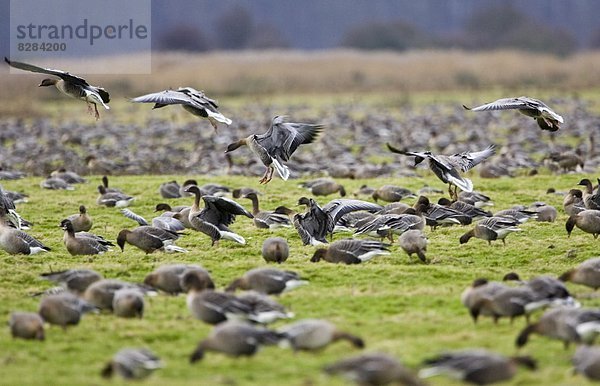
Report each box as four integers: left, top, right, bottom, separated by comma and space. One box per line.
0, 172, 599, 385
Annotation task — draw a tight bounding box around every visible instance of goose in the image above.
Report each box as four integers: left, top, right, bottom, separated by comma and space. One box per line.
458, 191, 494, 208
116, 226, 186, 253
120, 208, 185, 232
468, 285, 540, 324
463, 96, 563, 132
179, 179, 198, 197
242, 192, 290, 229
566, 210, 600, 238
131, 87, 231, 130
0, 216, 50, 255
311, 239, 390, 264
189, 320, 285, 362
9, 312, 45, 340
560, 257, 600, 290
50, 168, 86, 184
144, 264, 212, 295
494, 208, 537, 223
40, 177, 74, 190
278, 319, 364, 351
38, 292, 97, 329
112, 288, 144, 318
325, 353, 423, 386
83, 279, 153, 311
155, 203, 194, 229
529, 202, 557, 222
225, 268, 307, 295
39, 269, 102, 295
225, 115, 322, 184
232, 187, 260, 199
419, 349, 536, 385
353, 184, 376, 197
101, 175, 122, 193
60, 219, 113, 255
101, 348, 162, 379
378, 202, 412, 215
96, 185, 133, 207
185, 185, 253, 246
158, 180, 181, 198
261, 237, 289, 263
354, 213, 424, 243
371, 185, 415, 203
64, 205, 92, 232
0, 168, 25, 180
578, 178, 600, 210
563, 189, 586, 216
387, 143, 496, 199
461, 278, 508, 320
0, 188, 29, 229
236, 291, 294, 324
398, 229, 428, 263
300, 178, 346, 197
459, 217, 521, 245
573, 345, 600, 381
5, 57, 110, 119
3, 190, 28, 204
415, 196, 471, 229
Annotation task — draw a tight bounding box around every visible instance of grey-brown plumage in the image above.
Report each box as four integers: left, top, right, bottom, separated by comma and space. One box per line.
144, 264, 212, 294
354, 212, 425, 242
311, 239, 390, 264
325, 353, 424, 386
459, 217, 521, 245
560, 257, 600, 290
101, 348, 162, 379
398, 229, 428, 263
261, 237, 289, 263
226, 268, 306, 295
131, 87, 231, 130
112, 288, 144, 318
242, 192, 291, 229
120, 208, 185, 233
0, 217, 50, 255
301, 178, 347, 197
116, 226, 184, 254
566, 209, 600, 238
51, 168, 86, 184
39, 269, 102, 295
414, 196, 471, 228
5, 57, 110, 119
83, 279, 147, 311
573, 345, 600, 381
64, 205, 92, 232
158, 180, 181, 198
461, 278, 508, 321
529, 202, 557, 222
225, 115, 322, 184
60, 219, 113, 255
189, 320, 285, 362
40, 177, 74, 190
578, 179, 600, 210
9, 312, 45, 340
468, 285, 538, 324
420, 349, 536, 385
563, 189, 585, 216
372, 185, 415, 203
279, 319, 364, 351
38, 292, 96, 328
97, 185, 133, 207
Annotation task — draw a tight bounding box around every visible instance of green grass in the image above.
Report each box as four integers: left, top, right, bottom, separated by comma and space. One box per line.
1, 172, 599, 386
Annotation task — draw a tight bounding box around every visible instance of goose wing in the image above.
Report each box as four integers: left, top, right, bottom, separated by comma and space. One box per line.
463, 97, 534, 112
5, 57, 90, 87
256, 117, 322, 162
448, 145, 496, 172
120, 209, 149, 226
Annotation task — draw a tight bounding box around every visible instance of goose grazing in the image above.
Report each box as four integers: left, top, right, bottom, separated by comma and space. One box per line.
261, 237, 289, 263
83, 279, 153, 312
278, 319, 364, 351
9, 312, 45, 340
311, 239, 390, 264
325, 353, 424, 386
573, 345, 600, 381
459, 217, 521, 245
116, 226, 186, 253
463, 96, 563, 132
60, 219, 113, 255
40, 177, 74, 190
566, 210, 600, 238
101, 348, 162, 380
387, 143, 496, 199
38, 292, 97, 329
242, 192, 291, 229
131, 87, 231, 130
50, 168, 86, 184
398, 229, 428, 263
419, 349, 536, 385
225, 115, 322, 184
372, 185, 415, 203
563, 189, 586, 216
300, 178, 346, 197
189, 320, 286, 362
185, 185, 253, 246
226, 268, 307, 295
112, 288, 145, 318
414, 196, 471, 229
438, 198, 492, 220
560, 257, 600, 290
158, 180, 181, 198
5, 57, 110, 119
39, 268, 102, 295
461, 278, 508, 321
64, 205, 92, 232
120, 208, 185, 232
96, 185, 134, 207
144, 264, 213, 295
0, 216, 50, 255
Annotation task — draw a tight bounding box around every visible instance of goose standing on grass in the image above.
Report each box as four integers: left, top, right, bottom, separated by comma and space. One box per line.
0, 216, 50, 255
225, 268, 307, 295
311, 239, 390, 264
51, 168, 86, 184
9, 312, 45, 340
372, 185, 415, 203
225, 115, 322, 184
573, 345, 600, 381
185, 185, 253, 246
278, 319, 364, 351
419, 349, 537, 385
112, 288, 145, 318
116, 226, 187, 253
131, 87, 231, 130
144, 264, 213, 295
566, 210, 600, 239
563, 189, 586, 216
261, 237, 289, 263
101, 348, 163, 380
5, 57, 110, 119
387, 143, 495, 200
96, 185, 134, 208
578, 178, 600, 210
399, 229, 428, 263
39, 269, 102, 295
242, 192, 291, 229
38, 292, 97, 329
83, 279, 154, 311
40, 176, 74, 190
60, 219, 113, 255
101, 176, 122, 193
459, 216, 521, 245
159, 180, 181, 198
560, 257, 600, 290
325, 353, 424, 386
64, 205, 92, 232
463, 96, 564, 132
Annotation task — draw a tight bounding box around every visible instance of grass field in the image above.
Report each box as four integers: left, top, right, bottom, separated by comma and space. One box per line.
1, 171, 600, 386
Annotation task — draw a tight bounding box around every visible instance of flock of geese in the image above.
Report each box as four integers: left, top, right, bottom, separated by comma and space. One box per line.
2, 56, 600, 385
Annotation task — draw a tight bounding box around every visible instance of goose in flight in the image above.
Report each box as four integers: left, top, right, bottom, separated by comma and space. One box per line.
4, 57, 110, 120
226, 115, 322, 184
463, 96, 563, 132
131, 87, 231, 130
387, 143, 496, 200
